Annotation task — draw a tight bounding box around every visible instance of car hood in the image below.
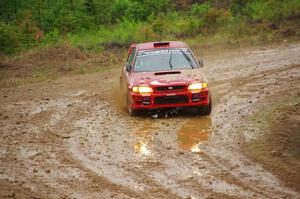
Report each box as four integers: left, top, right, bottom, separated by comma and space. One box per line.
129, 68, 207, 87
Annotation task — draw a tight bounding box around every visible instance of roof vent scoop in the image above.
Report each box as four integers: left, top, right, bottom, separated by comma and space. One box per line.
154, 42, 170, 48
155, 71, 181, 75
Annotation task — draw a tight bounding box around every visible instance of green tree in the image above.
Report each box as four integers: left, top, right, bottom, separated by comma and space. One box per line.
84, 0, 97, 23
0, 0, 21, 22
0, 22, 20, 55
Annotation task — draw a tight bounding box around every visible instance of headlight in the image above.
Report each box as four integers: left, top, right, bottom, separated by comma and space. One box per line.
132, 86, 153, 94
188, 83, 207, 92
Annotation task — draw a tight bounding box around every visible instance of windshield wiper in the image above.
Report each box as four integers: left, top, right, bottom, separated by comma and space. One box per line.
180, 49, 194, 69
169, 50, 173, 69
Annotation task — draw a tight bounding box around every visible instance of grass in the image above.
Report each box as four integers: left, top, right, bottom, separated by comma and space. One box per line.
66, 20, 159, 51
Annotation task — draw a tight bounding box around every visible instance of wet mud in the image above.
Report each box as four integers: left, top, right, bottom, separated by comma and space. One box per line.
1, 42, 300, 198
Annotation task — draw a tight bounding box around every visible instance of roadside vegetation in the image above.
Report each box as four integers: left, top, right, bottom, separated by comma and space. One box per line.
1, 0, 300, 87
1, 0, 300, 56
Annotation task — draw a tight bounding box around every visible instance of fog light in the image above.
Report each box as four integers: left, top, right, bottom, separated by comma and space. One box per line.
142, 96, 151, 105
192, 93, 201, 102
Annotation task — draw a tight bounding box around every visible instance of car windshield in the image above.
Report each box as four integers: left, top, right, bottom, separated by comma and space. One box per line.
134, 48, 196, 72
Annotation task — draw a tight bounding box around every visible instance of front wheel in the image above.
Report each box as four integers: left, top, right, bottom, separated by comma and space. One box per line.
127, 95, 139, 116
198, 95, 212, 116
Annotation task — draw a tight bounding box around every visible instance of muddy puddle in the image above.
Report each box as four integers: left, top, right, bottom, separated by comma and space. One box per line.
177, 117, 212, 153
133, 120, 155, 156
131, 114, 212, 155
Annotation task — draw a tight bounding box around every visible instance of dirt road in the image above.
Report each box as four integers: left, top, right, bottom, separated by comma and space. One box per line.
1, 42, 300, 199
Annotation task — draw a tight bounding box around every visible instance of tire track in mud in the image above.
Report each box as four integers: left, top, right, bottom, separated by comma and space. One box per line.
63, 87, 255, 198
0, 93, 140, 199
48, 88, 218, 198
200, 44, 300, 198
51, 92, 187, 198
65, 99, 204, 198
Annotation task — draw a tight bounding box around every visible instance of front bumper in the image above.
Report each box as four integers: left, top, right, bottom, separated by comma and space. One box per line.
129, 88, 210, 110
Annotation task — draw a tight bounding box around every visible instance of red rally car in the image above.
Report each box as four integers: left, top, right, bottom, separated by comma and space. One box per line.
120, 41, 212, 116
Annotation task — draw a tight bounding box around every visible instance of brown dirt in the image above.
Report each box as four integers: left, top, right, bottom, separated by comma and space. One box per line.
0, 42, 300, 199
245, 98, 300, 192
269, 103, 300, 191
0, 44, 126, 87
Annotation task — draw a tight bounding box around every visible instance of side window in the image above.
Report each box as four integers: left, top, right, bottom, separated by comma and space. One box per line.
126, 47, 136, 72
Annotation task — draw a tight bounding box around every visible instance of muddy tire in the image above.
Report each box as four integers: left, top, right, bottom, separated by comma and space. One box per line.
120, 80, 127, 109
127, 95, 139, 116
128, 105, 139, 116
198, 95, 212, 116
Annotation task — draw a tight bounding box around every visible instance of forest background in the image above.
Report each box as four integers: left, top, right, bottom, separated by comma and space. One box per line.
1, 0, 300, 56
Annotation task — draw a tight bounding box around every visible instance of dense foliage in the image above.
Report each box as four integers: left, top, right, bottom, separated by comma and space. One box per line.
1, 0, 300, 55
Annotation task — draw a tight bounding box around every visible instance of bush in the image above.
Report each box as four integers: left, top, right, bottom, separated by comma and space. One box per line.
111, 0, 171, 22
110, 0, 131, 23
191, 3, 211, 17
40, 9, 57, 32
56, 11, 93, 33
204, 8, 231, 33
1, 0, 300, 55
167, 16, 203, 37
279, 0, 300, 18
225, 16, 251, 38
67, 19, 155, 51
245, 0, 300, 24
0, 22, 20, 55
125, 1, 146, 21
191, 3, 232, 34
42, 29, 60, 44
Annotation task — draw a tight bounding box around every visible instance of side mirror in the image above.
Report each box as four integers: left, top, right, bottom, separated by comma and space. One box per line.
198, 59, 204, 68
125, 63, 131, 72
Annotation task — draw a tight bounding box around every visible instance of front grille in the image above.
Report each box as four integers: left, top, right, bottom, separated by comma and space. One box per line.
154, 95, 188, 105
155, 85, 186, 92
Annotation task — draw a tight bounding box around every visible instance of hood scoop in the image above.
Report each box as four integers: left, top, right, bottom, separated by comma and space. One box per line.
155, 71, 181, 76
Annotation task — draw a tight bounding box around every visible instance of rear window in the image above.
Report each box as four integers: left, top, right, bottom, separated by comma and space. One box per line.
134, 48, 196, 72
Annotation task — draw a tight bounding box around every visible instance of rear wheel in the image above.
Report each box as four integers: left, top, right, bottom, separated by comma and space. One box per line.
198, 95, 212, 116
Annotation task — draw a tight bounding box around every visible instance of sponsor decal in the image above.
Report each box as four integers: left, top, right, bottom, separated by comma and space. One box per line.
150, 80, 164, 85
137, 48, 190, 57
166, 93, 176, 96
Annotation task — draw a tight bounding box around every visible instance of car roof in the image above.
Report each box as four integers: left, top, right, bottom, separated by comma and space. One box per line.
136, 41, 187, 51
